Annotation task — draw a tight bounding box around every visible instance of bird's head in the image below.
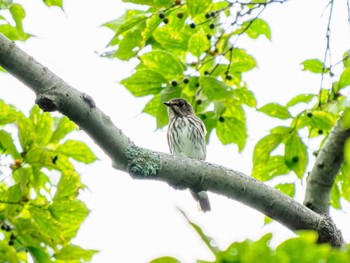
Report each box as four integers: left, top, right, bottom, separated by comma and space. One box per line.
163, 98, 194, 119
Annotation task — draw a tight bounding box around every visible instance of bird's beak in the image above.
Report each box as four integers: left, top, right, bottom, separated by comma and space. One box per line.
163, 102, 170, 107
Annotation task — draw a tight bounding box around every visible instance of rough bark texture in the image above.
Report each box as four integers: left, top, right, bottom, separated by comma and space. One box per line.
0, 33, 344, 247
304, 119, 350, 214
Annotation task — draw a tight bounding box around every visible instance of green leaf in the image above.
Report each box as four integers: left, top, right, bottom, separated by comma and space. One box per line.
275, 183, 295, 197
284, 132, 308, 178
301, 59, 326, 74
114, 25, 144, 60
143, 95, 161, 117
200, 77, 231, 100
259, 103, 291, 119
25, 147, 54, 168
307, 111, 335, 132
29, 206, 63, 245
222, 234, 274, 262
121, 69, 167, 97
252, 155, 290, 181
150, 256, 181, 263
140, 50, 185, 79
264, 216, 272, 225
0, 23, 30, 41
30, 105, 53, 146
115, 14, 147, 36
9, 4, 25, 33
201, 111, 217, 143
188, 29, 211, 58
339, 68, 350, 89
28, 247, 51, 263
42, 0, 63, 8
232, 88, 256, 107
50, 116, 77, 144
330, 181, 341, 209
153, 27, 191, 53
238, 18, 271, 40
122, 0, 153, 4
49, 199, 89, 239
54, 245, 97, 261
17, 114, 34, 152
286, 94, 315, 108
154, 0, 173, 8
0, 100, 17, 125
253, 134, 283, 166
343, 50, 350, 68
56, 140, 97, 164
103, 10, 143, 32
0, 130, 20, 158
228, 48, 256, 73
54, 171, 83, 200
342, 108, 350, 129
187, 0, 212, 17
216, 117, 246, 151
0, 243, 20, 262
270, 126, 293, 135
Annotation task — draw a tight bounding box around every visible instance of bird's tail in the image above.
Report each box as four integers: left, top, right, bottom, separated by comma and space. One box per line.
190, 189, 211, 212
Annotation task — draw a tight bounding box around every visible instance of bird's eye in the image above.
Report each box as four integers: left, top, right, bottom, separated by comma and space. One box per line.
178, 101, 184, 107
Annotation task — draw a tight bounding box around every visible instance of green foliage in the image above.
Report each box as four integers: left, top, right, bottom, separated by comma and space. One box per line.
0, 1, 63, 42
152, 211, 350, 262
259, 103, 291, 119
42, 0, 63, 8
301, 59, 327, 74
0, 102, 97, 262
103, 0, 270, 150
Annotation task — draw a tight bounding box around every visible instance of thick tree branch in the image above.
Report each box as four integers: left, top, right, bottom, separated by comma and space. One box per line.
304, 119, 350, 214
0, 33, 344, 247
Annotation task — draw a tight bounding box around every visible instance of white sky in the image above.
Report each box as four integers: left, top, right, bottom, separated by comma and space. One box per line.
1, 0, 350, 262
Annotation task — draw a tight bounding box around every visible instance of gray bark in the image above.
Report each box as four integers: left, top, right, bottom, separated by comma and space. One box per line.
304, 119, 350, 214
0, 33, 344, 247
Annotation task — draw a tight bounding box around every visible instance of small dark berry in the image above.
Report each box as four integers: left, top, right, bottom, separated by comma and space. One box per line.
205, 13, 211, 19
8, 240, 14, 246
292, 156, 299, 163
159, 12, 165, 19
163, 17, 169, 24
10, 233, 15, 240
183, 77, 189, 84
196, 83, 200, 87
196, 99, 202, 105
219, 116, 225, 122
201, 114, 207, 120
209, 23, 215, 29
1, 224, 10, 232
226, 74, 232, 80
318, 130, 323, 135
189, 23, 196, 29
306, 112, 313, 118
171, 80, 178, 86
210, 11, 216, 17
204, 70, 209, 75
175, 0, 181, 5
177, 12, 183, 19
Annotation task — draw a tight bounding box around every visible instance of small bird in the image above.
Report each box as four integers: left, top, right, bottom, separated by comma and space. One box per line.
163, 98, 211, 212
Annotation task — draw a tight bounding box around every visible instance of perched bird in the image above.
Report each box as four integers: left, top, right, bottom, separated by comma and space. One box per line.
163, 98, 211, 212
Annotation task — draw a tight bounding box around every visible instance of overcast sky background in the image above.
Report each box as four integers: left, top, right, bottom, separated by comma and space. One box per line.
1, 0, 350, 262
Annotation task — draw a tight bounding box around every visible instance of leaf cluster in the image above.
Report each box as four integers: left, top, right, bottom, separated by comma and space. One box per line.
152, 211, 350, 263
0, 101, 97, 262
103, 0, 273, 151
253, 51, 350, 209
